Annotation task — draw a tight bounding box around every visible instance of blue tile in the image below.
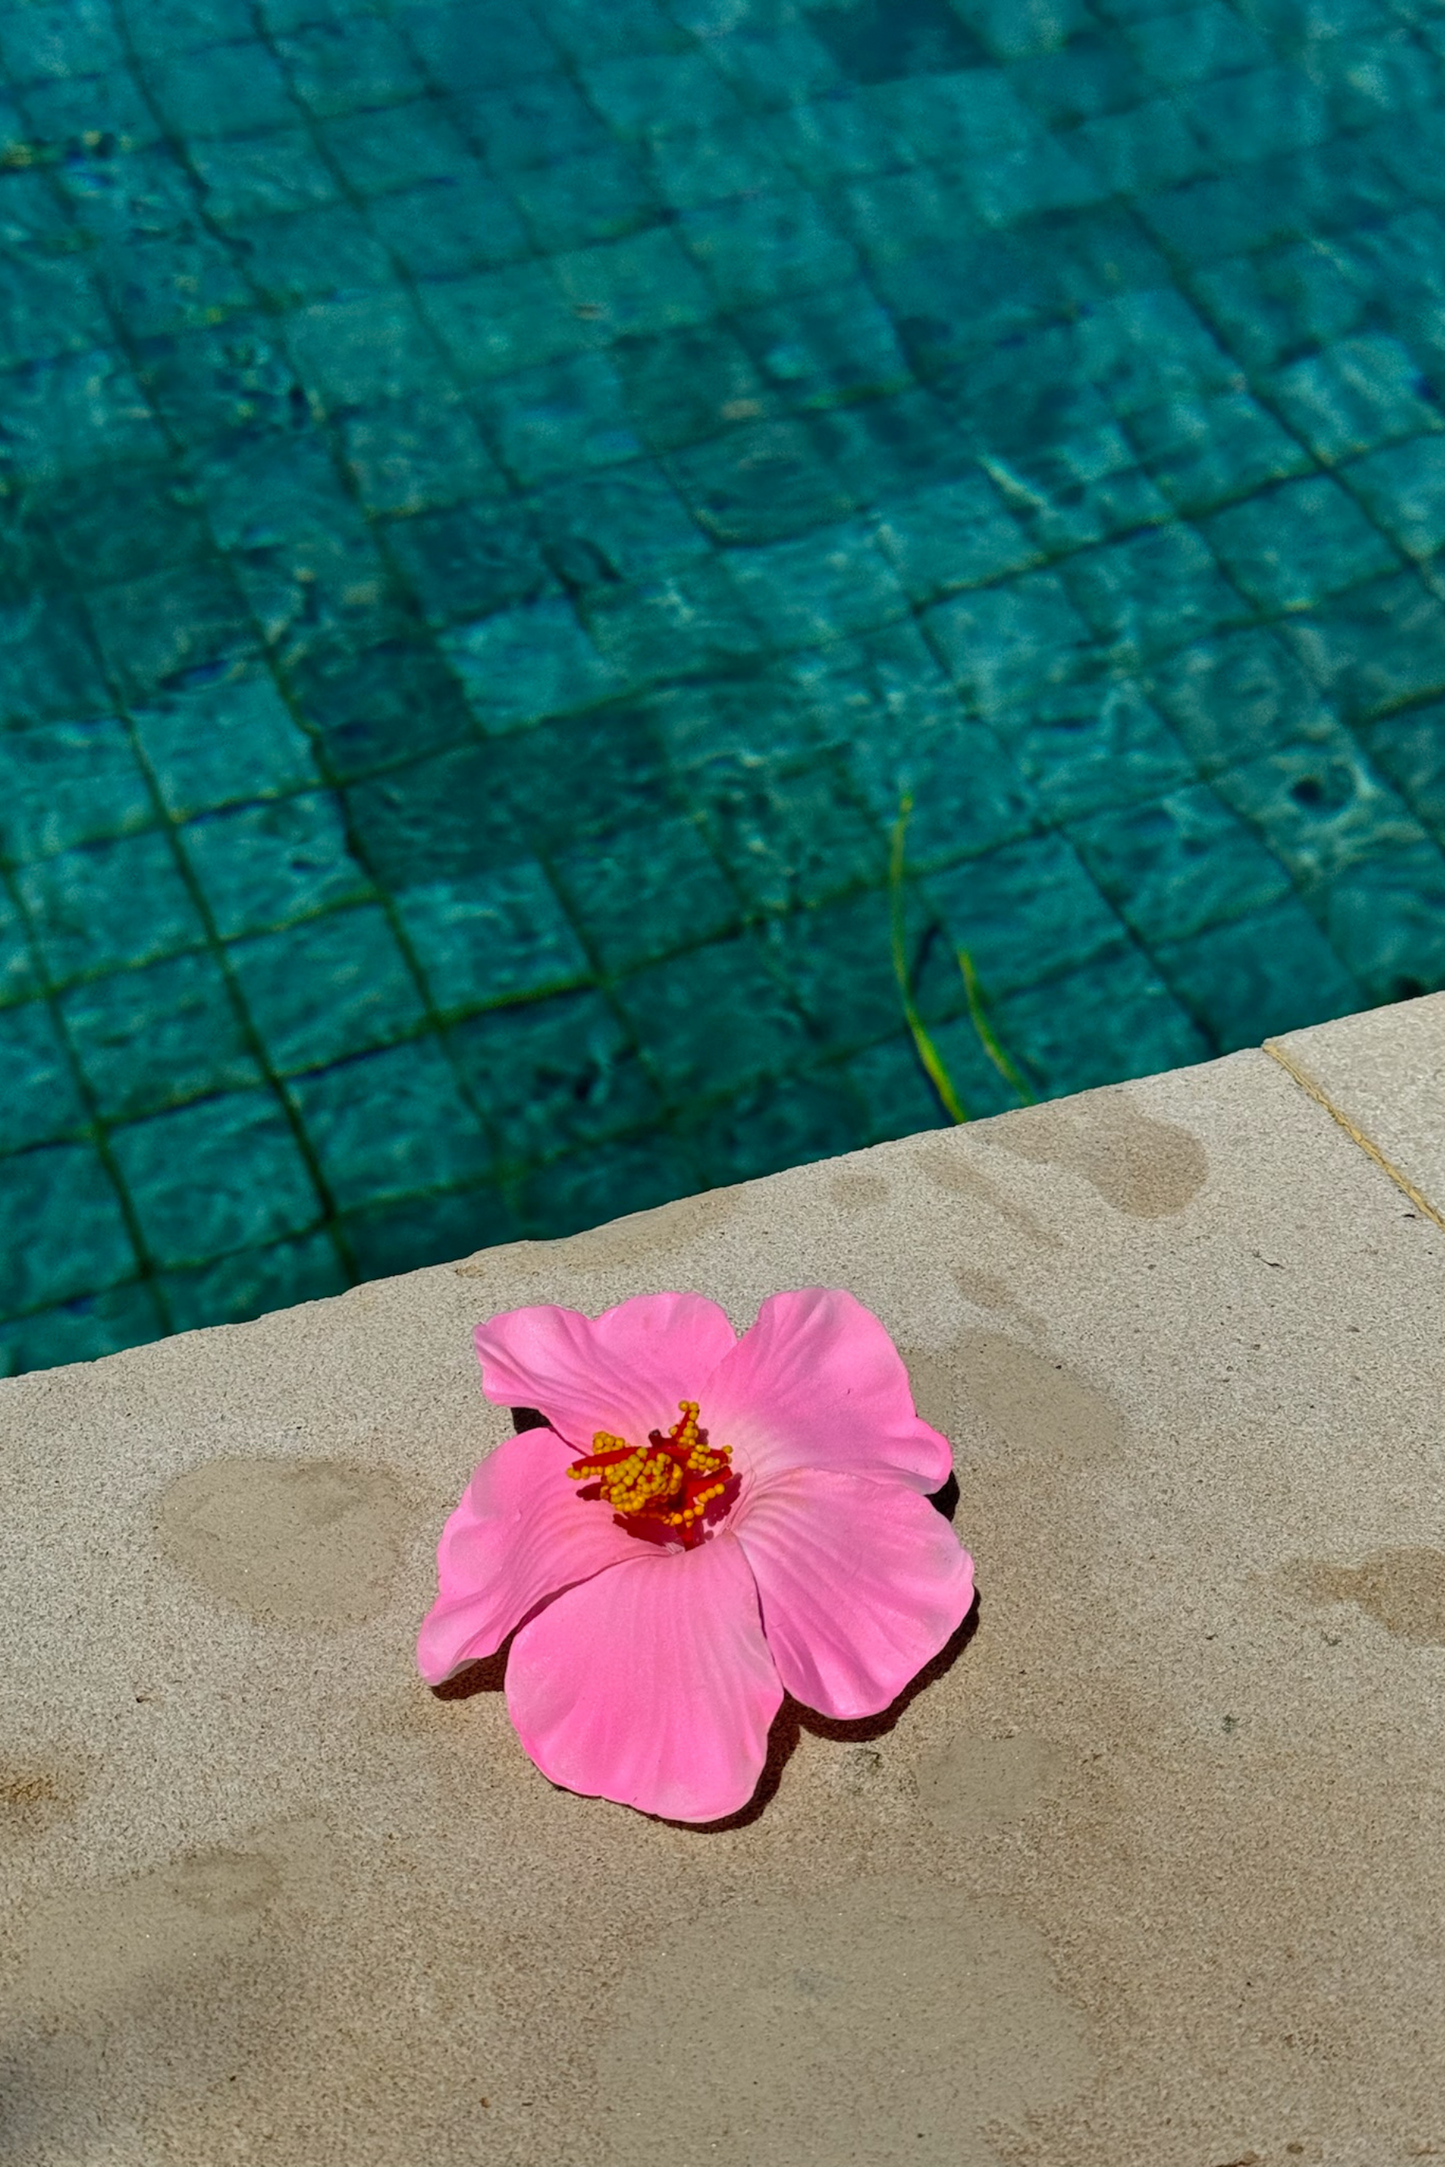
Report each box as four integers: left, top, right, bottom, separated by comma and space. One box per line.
1344, 436, 1445, 562
418, 260, 596, 382
1204, 475, 1401, 615
1282, 571, 1445, 721
1063, 523, 1250, 658
1361, 703, 1445, 838
991, 947, 1208, 1095
1147, 626, 1337, 773
927, 833, 1125, 994
680, 1067, 866, 1187
995, 675, 1195, 822
517, 1132, 700, 1240
180, 791, 372, 938
146, 39, 299, 137
230, 904, 428, 1073
339, 394, 506, 518
113, 1088, 323, 1267
0, 717, 154, 864
1071, 783, 1292, 944
162, 1228, 348, 1333
132, 663, 321, 821
1156, 898, 1363, 1052
394, 860, 590, 1017
16, 830, 207, 985
450, 987, 661, 1160
61, 949, 261, 1119
475, 351, 643, 484
1214, 737, 1428, 887
0, 1142, 137, 1313
365, 173, 533, 279
1128, 391, 1312, 515
666, 416, 856, 544
701, 758, 888, 915
289, 1036, 492, 1206
0, 1281, 165, 1378
550, 227, 717, 340
1269, 334, 1444, 465
443, 598, 621, 731
679, 188, 860, 311
926, 572, 1094, 716
581, 51, 745, 136
0, 884, 39, 1009
508, 147, 660, 252
552, 814, 740, 974
722, 521, 909, 648
613, 934, 807, 1103
734, 280, 914, 412
341, 1183, 515, 1279
275, 18, 426, 116
849, 713, 1036, 869
1314, 842, 1445, 1000
284, 290, 442, 410
0, 999, 86, 1150
530, 461, 710, 586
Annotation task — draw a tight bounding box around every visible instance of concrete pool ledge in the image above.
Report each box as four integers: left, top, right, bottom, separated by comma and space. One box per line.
3, 997, 1444, 2167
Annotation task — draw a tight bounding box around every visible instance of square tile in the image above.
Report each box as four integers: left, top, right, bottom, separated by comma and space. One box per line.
550, 227, 716, 342
1345, 436, 1445, 563
927, 833, 1126, 996
701, 758, 888, 915
87, 559, 257, 701
508, 147, 659, 252
0, 716, 153, 864
284, 289, 442, 409
449, 988, 661, 1163
394, 860, 590, 1017
516, 1132, 700, 1240
1071, 783, 1292, 945
926, 573, 1095, 717
230, 904, 428, 1073
1282, 571, 1445, 720
1313, 841, 1445, 1001
0, 1280, 165, 1378
289, 1035, 492, 1206
112, 1088, 323, 1267
0, 998, 86, 1150
132, 662, 321, 820
365, 174, 532, 278
1128, 391, 1312, 515
666, 417, 856, 545
612, 934, 808, 1102
344, 742, 519, 888
678, 188, 860, 311
276, 18, 425, 115
1147, 626, 1337, 774
476, 351, 643, 486
721, 520, 909, 648
0, 1143, 137, 1314
443, 598, 621, 732
0, 885, 39, 1009
283, 639, 475, 782
872, 474, 1041, 603
996, 676, 1195, 823
339, 393, 506, 517
679, 1067, 866, 1188
162, 1228, 348, 1333
341, 1182, 515, 1280
146, 39, 298, 137
16, 830, 207, 985
552, 814, 739, 974
1214, 737, 1427, 887
1156, 897, 1362, 1053
180, 790, 373, 938
61, 949, 261, 1119
1206, 473, 1404, 614
1361, 702, 1445, 838
990, 947, 1208, 1097
418, 260, 594, 382
1063, 523, 1250, 659
1268, 333, 1444, 465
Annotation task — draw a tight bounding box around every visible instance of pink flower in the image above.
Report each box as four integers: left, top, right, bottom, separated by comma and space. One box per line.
418, 1289, 975, 1823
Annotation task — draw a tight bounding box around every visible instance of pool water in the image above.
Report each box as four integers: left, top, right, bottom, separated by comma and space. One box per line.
3, 0, 1445, 1374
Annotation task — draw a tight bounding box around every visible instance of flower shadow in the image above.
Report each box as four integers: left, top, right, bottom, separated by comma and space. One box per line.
682, 1588, 980, 1834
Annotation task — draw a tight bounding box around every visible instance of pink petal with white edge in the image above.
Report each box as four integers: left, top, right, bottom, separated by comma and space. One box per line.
417, 1424, 638, 1684
474, 1291, 738, 1451
504, 1533, 783, 1823
733, 1467, 975, 1719
703, 1287, 953, 1492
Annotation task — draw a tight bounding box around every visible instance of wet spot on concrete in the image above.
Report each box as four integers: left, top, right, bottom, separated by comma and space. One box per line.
906, 1331, 1125, 1465
593, 1878, 1094, 2167
0, 1760, 85, 1844
917, 1733, 1067, 1832
951, 1265, 1025, 1313
914, 1140, 1062, 1249
828, 1167, 890, 1211
13, 1844, 283, 2015
155, 1456, 416, 1626
992, 1090, 1208, 1218
1288, 1549, 1445, 1645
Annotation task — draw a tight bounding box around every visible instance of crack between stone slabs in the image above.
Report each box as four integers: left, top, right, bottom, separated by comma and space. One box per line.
1263, 1036, 1445, 1233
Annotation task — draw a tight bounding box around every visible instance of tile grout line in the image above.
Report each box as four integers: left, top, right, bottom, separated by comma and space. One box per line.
1262, 1036, 1445, 1233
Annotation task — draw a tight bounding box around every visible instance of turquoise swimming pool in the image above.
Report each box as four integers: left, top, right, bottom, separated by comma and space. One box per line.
2, 0, 1444, 1372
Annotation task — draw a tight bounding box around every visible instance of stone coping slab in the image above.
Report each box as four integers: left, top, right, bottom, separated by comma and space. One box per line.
2, 1001, 1443, 2167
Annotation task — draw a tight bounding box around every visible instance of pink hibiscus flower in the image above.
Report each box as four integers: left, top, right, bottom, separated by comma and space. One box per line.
418, 1288, 975, 1823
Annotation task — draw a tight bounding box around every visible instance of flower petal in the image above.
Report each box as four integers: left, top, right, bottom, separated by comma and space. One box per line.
417, 1425, 638, 1684
504, 1533, 782, 1822
474, 1292, 738, 1450
733, 1467, 975, 1719
703, 1287, 953, 1491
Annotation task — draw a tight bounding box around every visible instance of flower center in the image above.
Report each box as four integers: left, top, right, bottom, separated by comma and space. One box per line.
567, 1401, 737, 1550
